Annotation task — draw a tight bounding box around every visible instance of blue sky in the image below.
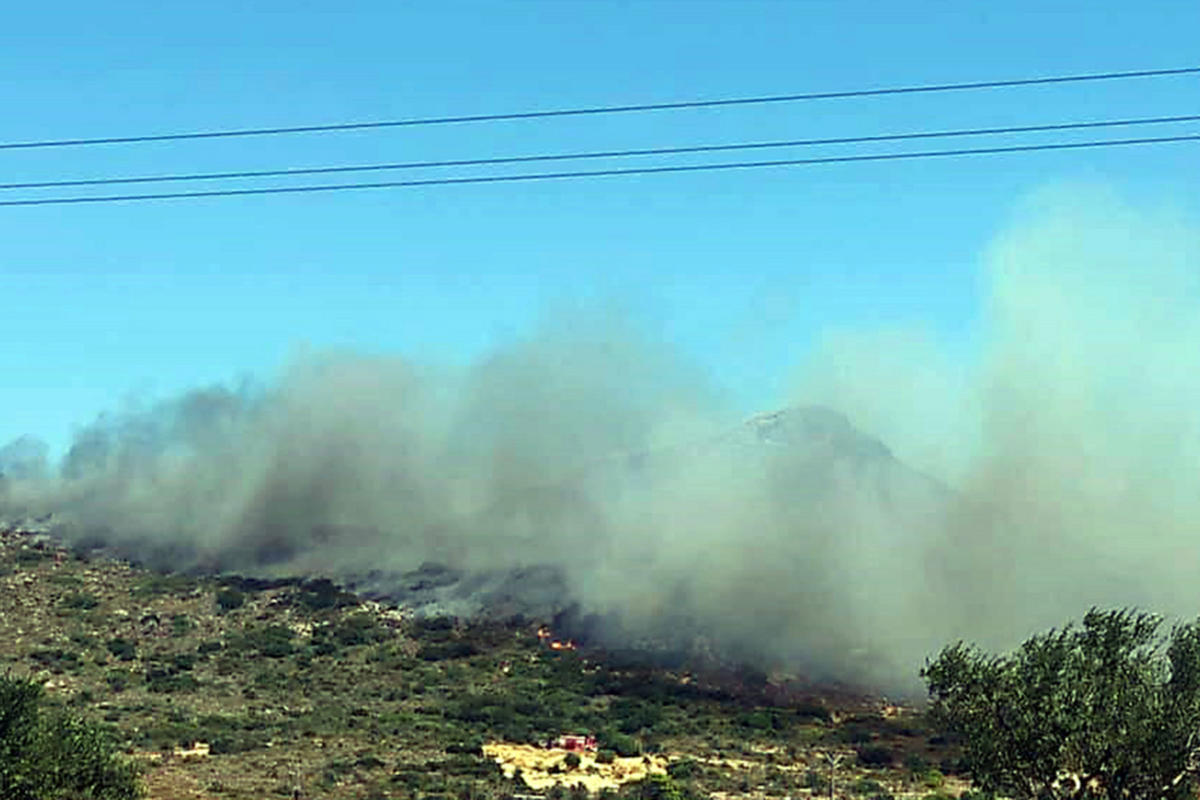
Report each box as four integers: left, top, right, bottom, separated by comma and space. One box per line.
1, 0, 1197, 459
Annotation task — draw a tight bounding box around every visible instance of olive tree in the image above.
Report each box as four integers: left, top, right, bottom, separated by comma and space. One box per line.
0, 674, 142, 799
922, 608, 1200, 800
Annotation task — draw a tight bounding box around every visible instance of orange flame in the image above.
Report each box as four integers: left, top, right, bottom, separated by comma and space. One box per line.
537, 625, 576, 651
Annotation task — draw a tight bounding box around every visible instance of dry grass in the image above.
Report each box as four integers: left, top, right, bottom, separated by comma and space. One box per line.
483, 742, 668, 792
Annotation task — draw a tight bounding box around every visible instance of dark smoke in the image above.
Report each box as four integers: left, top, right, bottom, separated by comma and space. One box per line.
2, 186, 1197, 694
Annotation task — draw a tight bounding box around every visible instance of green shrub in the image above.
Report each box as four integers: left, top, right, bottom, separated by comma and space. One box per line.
857, 745, 895, 767
294, 578, 357, 611
28, 648, 82, 673
198, 716, 270, 755
250, 664, 292, 692
333, 615, 388, 647
419, 640, 478, 661
922, 608, 1200, 800
421, 756, 500, 778
627, 773, 686, 800
958, 791, 993, 800
795, 699, 833, 722
853, 779, 888, 795
414, 616, 456, 636
905, 754, 929, 774
228, 625, 294, 658
445, 739, 484, 756
564, 751, 581, 770
355, 754, 386, 769
596, 749, 616, 764
215, 588, 245, 612
804, 770, 830, 792
838, 724, 873, 744
61, 592, 100, 610
69, 631, 98, 648
390, 769, 423, 790
131, 573, 196, 598
105, 671, 130, 693
106, 638, 137, 662
144, 665, 200, 694
0, 674, 142, 799
599, 730, 641, 757
738, 709, 773, 731
308, 626, 341, 657
170, 614, 193, 637
613, 697, 663, 733
15, 549, 47, 566
253, 625, 296, 658
172, 653, 197, 671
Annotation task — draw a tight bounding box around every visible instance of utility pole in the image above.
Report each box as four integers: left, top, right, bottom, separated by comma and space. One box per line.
821, 751, 847, 800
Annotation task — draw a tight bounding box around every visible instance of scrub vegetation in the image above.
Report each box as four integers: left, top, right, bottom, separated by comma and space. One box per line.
0, 526, 961, 800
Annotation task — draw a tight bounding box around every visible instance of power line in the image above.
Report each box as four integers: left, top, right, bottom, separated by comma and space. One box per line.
2, 133, 1195, 208
3, 114, 1197, 191
1, 67, 1197, 152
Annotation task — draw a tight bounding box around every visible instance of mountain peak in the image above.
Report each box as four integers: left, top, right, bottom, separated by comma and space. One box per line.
741, 405, 894, 461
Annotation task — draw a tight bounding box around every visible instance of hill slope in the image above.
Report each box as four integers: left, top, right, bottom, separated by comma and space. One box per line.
0, 520, 962, 800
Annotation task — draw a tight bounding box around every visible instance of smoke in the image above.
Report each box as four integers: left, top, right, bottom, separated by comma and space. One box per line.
2, 184, 1197, 695
0, 435, 49, 481
794, 184, 1200, 660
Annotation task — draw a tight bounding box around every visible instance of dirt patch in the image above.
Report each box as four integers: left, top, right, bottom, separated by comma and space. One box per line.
483, 742, 667, 792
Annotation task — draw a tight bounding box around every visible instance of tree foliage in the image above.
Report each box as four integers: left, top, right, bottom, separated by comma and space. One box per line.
922, 608, 1200, 800
0, 674, 142, 799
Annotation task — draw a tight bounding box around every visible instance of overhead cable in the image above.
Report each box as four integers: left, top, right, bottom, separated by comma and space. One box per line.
2, 113, 1197, 191
1, 133, 1196, 208
0, 66, 1196, 152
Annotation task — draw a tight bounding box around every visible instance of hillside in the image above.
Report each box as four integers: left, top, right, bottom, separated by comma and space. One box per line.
0, 520, 966, 800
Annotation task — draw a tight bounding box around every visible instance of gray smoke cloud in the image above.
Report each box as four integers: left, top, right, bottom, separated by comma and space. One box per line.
793, 184, 1200, 662
0, 435, 48, 481
2, 185, 1197, 695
